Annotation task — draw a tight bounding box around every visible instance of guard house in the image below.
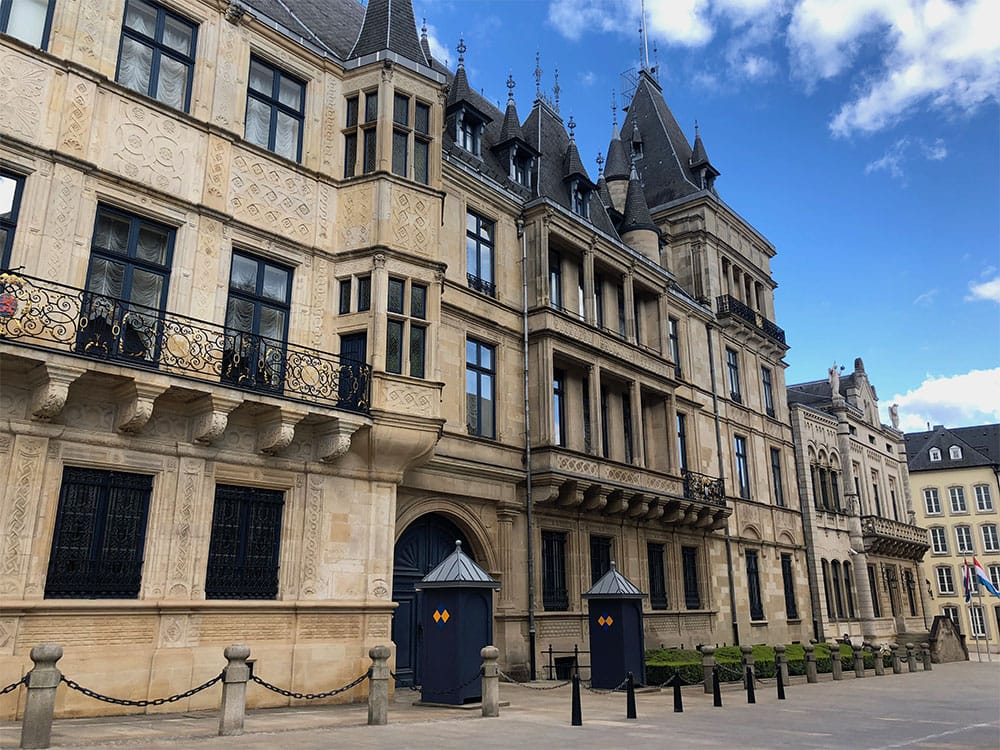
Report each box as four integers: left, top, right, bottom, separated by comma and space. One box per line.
415, 541, 500, 704
583, 561, 647, 688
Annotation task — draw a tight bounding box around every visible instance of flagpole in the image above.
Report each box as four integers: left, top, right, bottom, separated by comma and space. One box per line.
965, 560, 982, 663
973, 562, 993, 662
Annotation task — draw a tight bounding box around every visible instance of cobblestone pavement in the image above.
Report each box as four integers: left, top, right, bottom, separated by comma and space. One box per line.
1, 661, 997, 749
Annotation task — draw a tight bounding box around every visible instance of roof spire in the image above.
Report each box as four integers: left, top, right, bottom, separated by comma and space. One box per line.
640, 0, 650, 71
554, 66, 560, 111
596, 151, 605, 176
507, 71, 516, 102
568, 115, 576, 141
612, 90, 618, 131
457, 35, 466, 67
349, 0, 428, 66
534, 51, 542, 97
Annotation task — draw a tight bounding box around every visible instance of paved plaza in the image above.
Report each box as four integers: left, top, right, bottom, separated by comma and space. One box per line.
1, 661, 997, 749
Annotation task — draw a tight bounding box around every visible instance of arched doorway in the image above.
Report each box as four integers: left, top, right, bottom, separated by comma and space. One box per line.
392, 513, 471, 686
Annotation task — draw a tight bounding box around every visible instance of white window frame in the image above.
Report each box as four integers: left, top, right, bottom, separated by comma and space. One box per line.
942, 605, 959, 627
949, 486, 967, 513
923, 488, 941, 515
955, 525, 974, 554
936, 566, 954, 595
974, 484, 993, 512
988, 565, 1000, 592
982, 523, 999, 553
929, 447, 941, 462
949, 445, 963, 460
970, 605, 987, 638
929, 527, 948, 554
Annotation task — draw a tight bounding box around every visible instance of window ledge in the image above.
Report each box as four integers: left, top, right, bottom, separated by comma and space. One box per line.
750, 619, 769, 626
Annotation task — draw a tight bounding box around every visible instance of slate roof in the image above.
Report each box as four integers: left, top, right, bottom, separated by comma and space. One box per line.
619, 164, 659, 236
497, 98, 526, 144
787, 370, 869, 407
582, 561, 645, 599
349, 0, 428, 64
415, 541, 500, 589
242, 0, 365, 60
690, 128, 710, 167
905, 423, 1000, 472
604, 126, 629, 181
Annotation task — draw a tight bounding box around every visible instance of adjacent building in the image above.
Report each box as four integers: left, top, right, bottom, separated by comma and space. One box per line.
0, 0, 809, 717
788, 359, 929, 645
907, 423, 1000, 653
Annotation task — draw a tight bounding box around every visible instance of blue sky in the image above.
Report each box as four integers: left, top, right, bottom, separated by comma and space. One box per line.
409, 0, 1000, 432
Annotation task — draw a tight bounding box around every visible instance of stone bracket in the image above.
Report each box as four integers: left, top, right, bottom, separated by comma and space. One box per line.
256, 407, 307, 455
29, 363, 86, 421
314, 416, 365, 462
115, 381, 169, 433
192, 395, 243, 445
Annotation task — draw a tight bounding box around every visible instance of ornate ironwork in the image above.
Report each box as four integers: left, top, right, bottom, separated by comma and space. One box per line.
0, 272, 371, 413
205, 485, 283, 599
682, 469, 727, 507
716, 294, 786, 346
466, 273, 496, 298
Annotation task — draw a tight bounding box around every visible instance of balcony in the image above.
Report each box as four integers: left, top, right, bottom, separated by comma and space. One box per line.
0, 272, 371, 414
530, 447, 731, 530
716, 294, 786, 347
860, 515, 930, 560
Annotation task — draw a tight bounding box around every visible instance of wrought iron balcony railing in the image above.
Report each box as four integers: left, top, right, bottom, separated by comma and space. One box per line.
681, 469, 727, 507
0, 272, 371, 414
466, 273, 496, 298
716, 294, 786, 346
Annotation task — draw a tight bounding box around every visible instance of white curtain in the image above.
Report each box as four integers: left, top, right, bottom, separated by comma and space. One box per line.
7, 0, 50, 47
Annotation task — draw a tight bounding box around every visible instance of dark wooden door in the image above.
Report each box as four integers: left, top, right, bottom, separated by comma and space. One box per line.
338, 332, 367, 408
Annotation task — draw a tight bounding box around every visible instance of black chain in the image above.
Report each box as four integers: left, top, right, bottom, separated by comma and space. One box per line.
583, 676, 629, 694
389, 671, 421, 692
418, 668, 484, 699
250, 669, 369, 700
655, 672, 702, 688
60, 672, 222, 707
497, 668, 571, 690
0, 675, 27, 695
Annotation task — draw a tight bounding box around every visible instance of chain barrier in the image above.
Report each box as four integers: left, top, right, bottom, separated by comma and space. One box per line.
250, 669, 370, 701
654, 671, 702, 688
417, 668, 484, 700
0, 675, 27, 696
60, 672, 223, 707
715, 664, 746, 681
497, 668, 571, 690
389, 671, 421, 692
582, 676, 629, 695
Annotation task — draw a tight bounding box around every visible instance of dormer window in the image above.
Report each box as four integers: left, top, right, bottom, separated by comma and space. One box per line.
511, 150, 532, 188
457, 109, 482, 156
570, 180, 590, 218
949, 445, 962, 460
929, 447, 941, 462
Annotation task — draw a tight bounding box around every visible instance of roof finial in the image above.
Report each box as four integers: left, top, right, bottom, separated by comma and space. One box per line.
457, 36, 466, 67
568, 115, 576, 141
506, 71, 516, 102
534, 51, 542, 97
421, 18, 427, 41
554, 66, 560, 111
596, 151, 605, 176
612, 90, 618, 129
695, 119, 699, 137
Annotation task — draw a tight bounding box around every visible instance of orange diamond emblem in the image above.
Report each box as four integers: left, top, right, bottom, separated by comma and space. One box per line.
433, 608, 451, 625
440, 609, 450, 623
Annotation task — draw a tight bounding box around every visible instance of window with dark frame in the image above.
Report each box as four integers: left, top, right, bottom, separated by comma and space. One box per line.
553, 369, 566, 447
734, 434, 750, 499
682, 546, 701, 609
594, 273, 604, 327
761, 365, 774, 417
648, 543, 668, 610
541, 530, 568, 611
205, 484, 284, 599
386, 277, 427, 379
746, 549, 764, 621
831, 560, 845, 619
549, 250, 562, 309
903, 569, 917, 617
770, 447, 785, 507
780, 553, 798, 620
0, 0, 56, 49
44, 467, 153, 599
466, 211, 495, 297
668, 316, 681, 378
622, 391, 634, 464
1, 170, 25, 269
868, 564, 881, 617
616, 282, 626, 337
726, 347, 741, 403
843, 561, 856, 618
466, 338, 495, 438
117, 0, 197, 112
582, 375, 592, 454
600, 385, 610, 458
245, 57, 305, 162
589, 535, 612, 585
344, 90, 378, 177
822, 559, 834, 618
676, 412, 688, 473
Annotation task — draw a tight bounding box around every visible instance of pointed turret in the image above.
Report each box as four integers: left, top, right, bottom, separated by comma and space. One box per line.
349, 0, 428, 66
619, 161, 659, 260
689, 122, 720, 192
604, 96, 629, 213
446, 39, 492, 157
595, 153, 615, 212
492, 74, 537, 190
498, 76, 525, 143
563, 117, 588, 181
419, 18, 432, 63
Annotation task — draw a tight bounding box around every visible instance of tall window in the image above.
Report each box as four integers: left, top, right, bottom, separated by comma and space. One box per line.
821, 560, 834, 618
622, 392, 634, 464
955, 525, 974, 554
0, 0, 55, 48
648, 543, 668, 610
830, 560, 845, 619
988, 564, 1000, 592
970, 605, 987, 638
582, 375, 592, 454
589, 535, 612, 585
616, 283, 626, 337
746, 549, 764, 621
45, 467, 152, 598
936, 565, 954, 594
600, 386, 610, 458
780, 553, 798, 620
466, 338, 494, 438
548, 251, 562, 309
734, 435, 750, 499
466, 211, 495, 297
682, 546, 701, 609
117, 0, 196, 112
942, 605, 959, 628
338, 274, 370, 314
831, 471, 841, 511
975, 485, 993, 512
770, 447, 785, 507
676, 412, 688, 473
343, 93, 377, 178
1, 170, 24, 269
245, 57, 305, 162
929, 527, 948, 554
385, 277, 427, 378
903, 569, 917, 617
949, 486, 967, 513
79, 205, 174, 364
391, 92, 430, 184
761, 366, 774, 417
924, 488, 941, 515
843, 562, 856, 618
982, 523, 999, 552
726, 347, 741, 403
594, 274, 604, 327
223, 251, 291, 393
577, 262, 585, 319
205, 484, 284, 599
541, 530, 568, 611
457, 112, 482, 155
553, 370, 566, 447
668, 316, 681, 378
872, 473, 882, 516
868, 565, 881, 617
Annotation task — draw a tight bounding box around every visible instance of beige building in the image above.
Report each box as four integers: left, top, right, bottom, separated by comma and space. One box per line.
907, 424, 1000, 654
0, 0, 809, 717
788, 359, 929, 645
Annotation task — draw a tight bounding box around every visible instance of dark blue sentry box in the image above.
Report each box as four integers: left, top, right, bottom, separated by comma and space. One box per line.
583, 561, 647, 689
415, 540, 500, 705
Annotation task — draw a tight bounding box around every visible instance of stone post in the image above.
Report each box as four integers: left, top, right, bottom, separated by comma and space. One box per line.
831, 645, 843, 680
740, 644, 754, 689
368, 645, 391, 726
890, 643, 902, 674
906, 643, 917, 673
868, 644, 885, 676
920, 642, 932, 671
20, 643, 63, 750
218, 644, 251, 737
774, 644, 789, 686
480, 646, 500, 718
803, 643, 817, 683
852, 644, 864, 677
701, 646, 716, 694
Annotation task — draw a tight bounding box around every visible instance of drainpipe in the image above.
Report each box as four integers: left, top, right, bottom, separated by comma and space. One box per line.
706, 322, 739, 646
519, 214, 537, 680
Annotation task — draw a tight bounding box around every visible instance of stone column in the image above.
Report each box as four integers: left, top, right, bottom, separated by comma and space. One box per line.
890, 643, 902, 674
582, 246, 595, 325
920, 642, 932, 670
831, 646, 843, 680
666, 393, 679, 474
803, 643, 817, 683
218, 644, 251, 736
657, 292, 670, 357
774, 644, 789, 686
623, 270, 636, 344
480, 646, 500, 718
701, 646, 716, 694
368, 645, 391, 726
370, 253, 389, 372
496, 507, 517, 607
629, 381, 645, 468
589, 365, 602, 457
20, 643, 63, 750
906, 643, 917, 672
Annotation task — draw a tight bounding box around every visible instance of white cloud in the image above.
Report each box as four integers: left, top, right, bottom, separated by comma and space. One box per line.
864, 136, 949, 180
886, 368, 1000, 432
921, 138, 947, 160
912, 288, 938, 306
966, 274, 1000, 303
422, 22, 450, 66
580, 71, 597, 86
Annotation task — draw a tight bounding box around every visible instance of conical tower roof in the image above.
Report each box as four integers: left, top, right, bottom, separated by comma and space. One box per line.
619, 162, 659, 236
497, 75, 525, 143
690, 123, 710, 167
349, 0, 428, 66
605, 126, 629, 181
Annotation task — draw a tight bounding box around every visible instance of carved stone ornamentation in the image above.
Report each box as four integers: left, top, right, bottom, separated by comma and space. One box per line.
112, 101, 195, 198
29, 363, 85, 421
314, 418, 364, 462
192, 395, 242, 445
255, 408, 307, 455
114, 382, 167, 434
229, 152, 315, 240
0, 52, 48, 139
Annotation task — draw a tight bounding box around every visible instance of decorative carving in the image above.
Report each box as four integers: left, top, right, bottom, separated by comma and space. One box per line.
299, 477, 324, 598
391, 190, 431, 254
310, 257, 327, 348
0, 52, 48, 138
315, 419, 362, 462
192, 395, 241, 445
114, 382, 166, 433
73, 0, 105, 67
224, 0, 245, 23
29, 364, 84, 421
373, 253, 386, 268
60, 77, 96, 156
112, 101, 194, 196
204, 137, 231, 205
165, 464, 200, 600
385, 386, 434, 417
0, 618, 16, 653
255, 408, 306, 455
158, 614, 187, 647
0, 437, 44, 595
214, 22, 240, 127
340, 184, 373, 249
371, 578, 389, 599
0, 436, 11, 454
230, 152, 314, 240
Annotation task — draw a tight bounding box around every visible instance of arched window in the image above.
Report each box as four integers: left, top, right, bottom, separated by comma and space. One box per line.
830, 561, 845, 619
929, 447, 941, 462
949, 445, 962, 460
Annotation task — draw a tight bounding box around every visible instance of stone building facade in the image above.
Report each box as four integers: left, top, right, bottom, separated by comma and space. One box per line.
788, 359, 929, 645
0, 0, 809, 717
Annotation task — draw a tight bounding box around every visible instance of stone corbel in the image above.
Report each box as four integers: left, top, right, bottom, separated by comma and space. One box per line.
115, 381, 168, 433
644, 496, 664, 522
627, 493, 650, 518
192, 394, 243, 445
693, 507, 715, 529
256, 407, 307, 455
315, 418, 364, 463
680, 505, 701, 527
555, 481, 582, 508
29, 363, 86, 421
660, 500, 684, 524
581, 486, 607, 512
602, 489, 627, 515
709, 512, 730, 531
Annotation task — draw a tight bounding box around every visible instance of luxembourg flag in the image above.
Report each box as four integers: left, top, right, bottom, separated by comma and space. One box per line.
973, 557, 1000, 599
962, 560, 973, 603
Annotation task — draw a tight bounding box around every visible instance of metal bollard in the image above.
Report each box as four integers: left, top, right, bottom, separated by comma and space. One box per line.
219, 644, 251, 736
480, 646, 500, 718
831, 647, 843, 681
853, 644, 865, 678
368, 645, 391, 726
673, 675, 683, 713
625, 672, 636, 719
571, 671, 582, 726
740, 645, 754, 691
890, 643, 902, 674
804, 643, 817, 684
701, 645, 716, 694
745, 666, 756, 704
20, 643, 63, 750
775, 644, 789, 689
906, 643, 917, 673
712, 665, 722, 707
776, 665, 785, 700
920, 642, 932, 671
